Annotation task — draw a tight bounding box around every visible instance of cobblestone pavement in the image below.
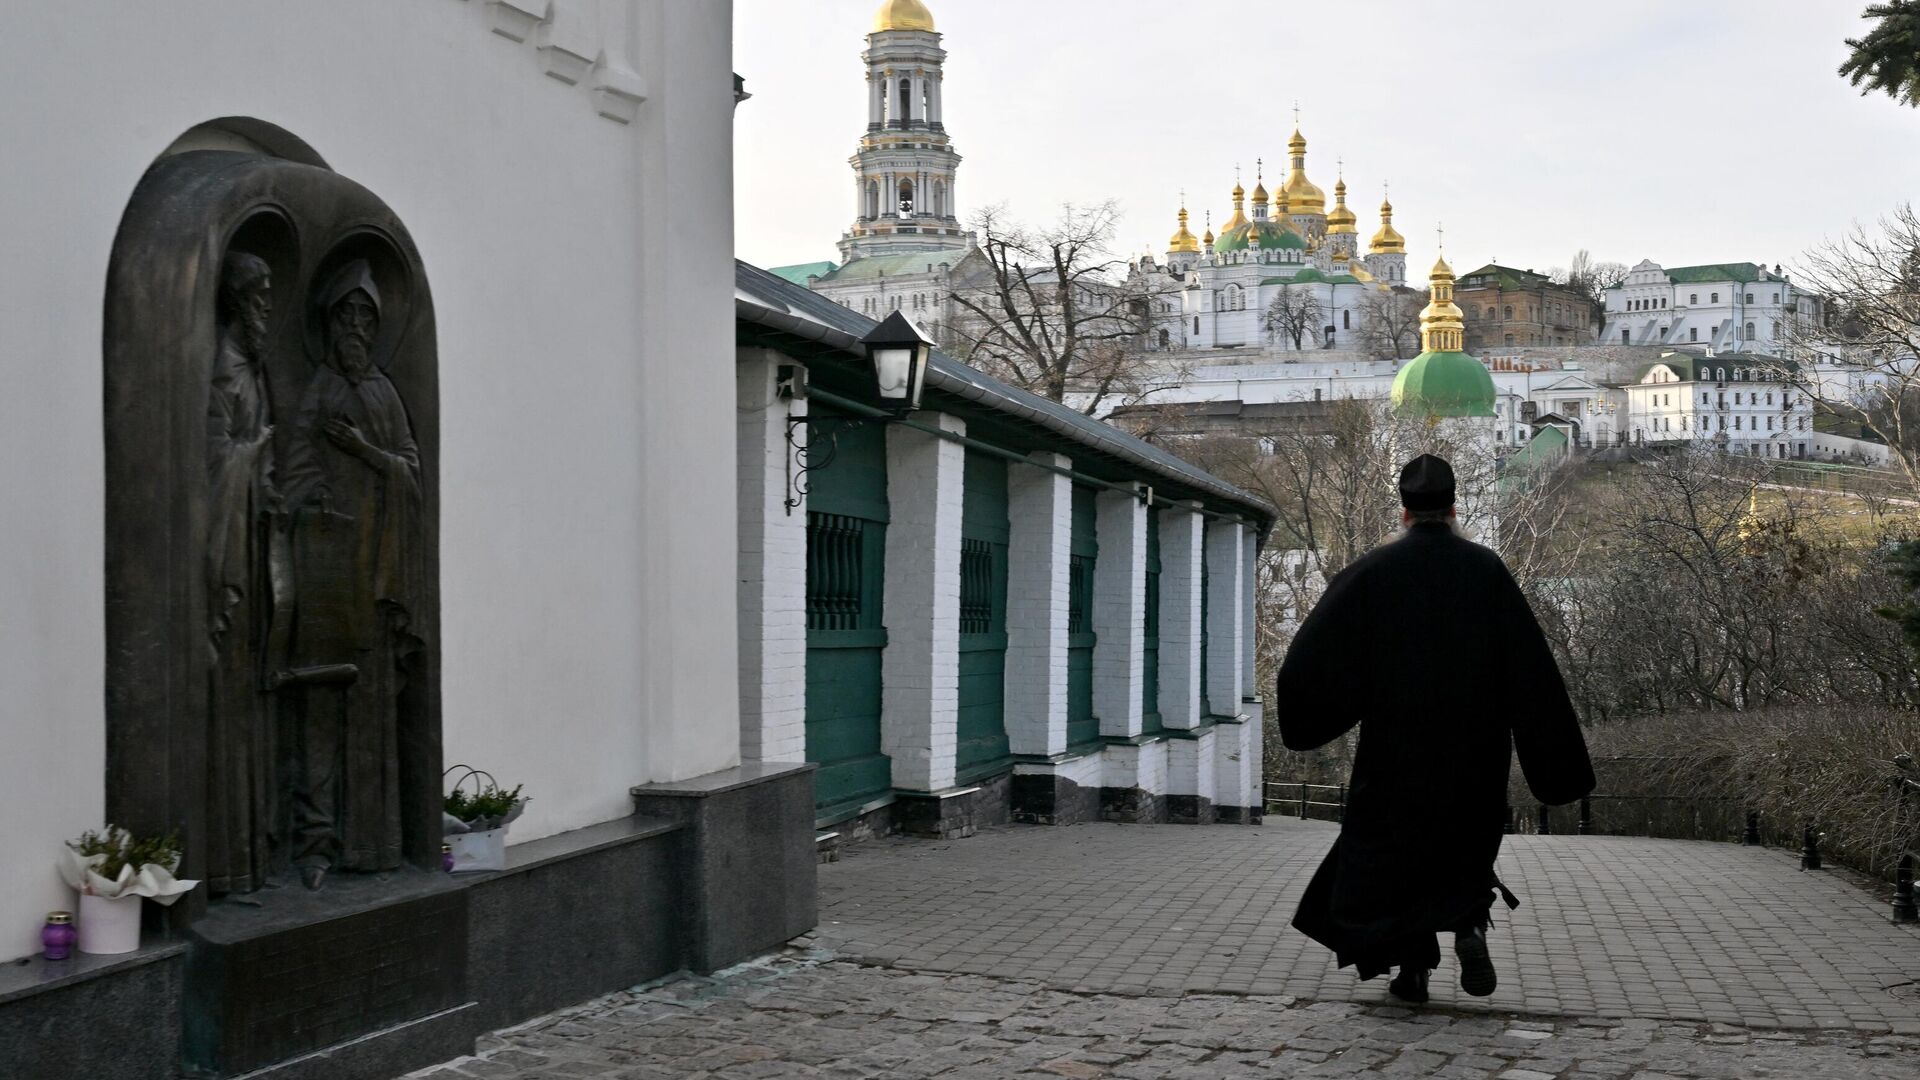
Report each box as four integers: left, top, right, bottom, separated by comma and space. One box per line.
413, 951, 1920, 1079
410, 821, 1920, 1079
815, 821, 1920, 1032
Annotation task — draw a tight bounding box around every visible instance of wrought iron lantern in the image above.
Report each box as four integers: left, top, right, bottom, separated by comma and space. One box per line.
861, 310, 933, 417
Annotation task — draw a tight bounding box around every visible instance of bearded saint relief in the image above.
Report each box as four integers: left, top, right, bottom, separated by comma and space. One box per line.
275, 258, 424, 890
205, 249, 278, 895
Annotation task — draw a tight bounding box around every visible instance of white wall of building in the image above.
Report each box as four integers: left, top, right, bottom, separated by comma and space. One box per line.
0, 0, 736, 959
1603, 260, 1818, 353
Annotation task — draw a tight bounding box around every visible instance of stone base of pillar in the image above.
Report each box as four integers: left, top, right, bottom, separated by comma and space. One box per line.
1099, 739, 1169, 823
1010, 751, 1102, 825
1166, 795, 1215, 824
895, 773, 1010, 839
1165, 728, 1218, 825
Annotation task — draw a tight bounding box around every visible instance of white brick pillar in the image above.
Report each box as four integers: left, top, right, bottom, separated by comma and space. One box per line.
1003, 452, 1072, 757
734, 349, 807, 764
1242, 529, 1258, 700
1158, 507, 1204, 730
1093, 489, 1146, 737
1204, 518, 1247, 719
881, 413, 966, 792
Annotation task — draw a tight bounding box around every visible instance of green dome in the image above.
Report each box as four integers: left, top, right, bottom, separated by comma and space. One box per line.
1392, 349, 1496, 418
1213, 218, 1307, 253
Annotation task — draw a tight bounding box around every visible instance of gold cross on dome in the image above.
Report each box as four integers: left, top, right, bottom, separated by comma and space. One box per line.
1256, 157, 1263, 179
1436, 222, 1445, 252
1293, 100, 1301, 126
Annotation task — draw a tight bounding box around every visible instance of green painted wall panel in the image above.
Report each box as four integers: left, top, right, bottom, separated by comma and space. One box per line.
804, 404, 892, 813
1066, 485, 1099, 748
957, 451, 1010, 781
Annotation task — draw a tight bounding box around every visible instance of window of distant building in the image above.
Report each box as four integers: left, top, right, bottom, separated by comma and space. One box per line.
1690, 293, 1698, 305
1505, 305, 1514, 319
1745, 321, 1755, 340
1773, 292, 1780, 303
1745, 293, 1754, 304
1735, 416, 1742, 430
1711, 292, 1720, 303
1343, 310, 1351, 329
1772, 320, 1781, 339
1622, 329, 1630, 343
1689, 327, 1698, 341
1193, 316, 1200, 334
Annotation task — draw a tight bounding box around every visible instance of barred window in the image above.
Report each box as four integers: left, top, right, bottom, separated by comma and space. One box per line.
806, 513, 865, 632
959, 538, 994, 634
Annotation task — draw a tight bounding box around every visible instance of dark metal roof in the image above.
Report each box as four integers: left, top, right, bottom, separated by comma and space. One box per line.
735, 260, 1275, 529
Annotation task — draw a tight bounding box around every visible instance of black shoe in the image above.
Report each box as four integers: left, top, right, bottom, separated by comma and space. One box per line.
1454, 926, 1497, 996
1387, 966, 1430, 1003
300, 865, 327, 891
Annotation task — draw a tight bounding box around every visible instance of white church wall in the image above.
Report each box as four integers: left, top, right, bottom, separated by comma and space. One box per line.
0, 0, 736, 959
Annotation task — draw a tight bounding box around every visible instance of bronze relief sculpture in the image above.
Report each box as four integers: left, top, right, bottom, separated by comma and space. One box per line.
204, 250, 278, 895
274, 260, 424, 890
105, 150, 442, 908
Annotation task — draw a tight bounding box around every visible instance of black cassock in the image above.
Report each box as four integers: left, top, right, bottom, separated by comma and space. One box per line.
1277, 522, 1594, 978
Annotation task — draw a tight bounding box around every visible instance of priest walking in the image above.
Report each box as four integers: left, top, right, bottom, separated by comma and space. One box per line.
1276, 454, 1594, 1003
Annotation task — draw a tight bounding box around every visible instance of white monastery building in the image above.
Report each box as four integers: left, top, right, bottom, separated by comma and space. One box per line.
1625, 353, 1815, 458
1603, 260, 1824, 353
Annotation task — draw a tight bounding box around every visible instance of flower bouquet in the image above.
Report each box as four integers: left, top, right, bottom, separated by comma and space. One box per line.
442, 765, 528, 873
59, 826, 199, 954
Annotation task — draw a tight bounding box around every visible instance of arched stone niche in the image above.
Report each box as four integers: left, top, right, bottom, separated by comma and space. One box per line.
103, 128, 441, 916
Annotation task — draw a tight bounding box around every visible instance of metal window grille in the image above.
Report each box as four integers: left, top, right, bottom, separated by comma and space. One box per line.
1067, 555, 1095, 634
806, 513, 864, 632
959, 538, 994, 634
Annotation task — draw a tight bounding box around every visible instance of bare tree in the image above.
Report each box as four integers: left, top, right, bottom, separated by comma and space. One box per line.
1261, 285, 1323, 351
1355, 287, 1426, 360
1551, 249, 1628, 331
1775, 204, 1920, 499
944, 200, 1180, 416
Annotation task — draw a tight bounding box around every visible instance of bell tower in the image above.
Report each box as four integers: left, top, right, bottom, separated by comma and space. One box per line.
839, 1, 970, 262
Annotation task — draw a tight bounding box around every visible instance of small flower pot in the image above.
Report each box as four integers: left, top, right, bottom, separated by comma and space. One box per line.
77, 892, 141, 955
445, 826, 508, 873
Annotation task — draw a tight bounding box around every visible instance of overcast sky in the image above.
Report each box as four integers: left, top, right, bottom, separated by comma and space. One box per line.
734, 0, 1919, 281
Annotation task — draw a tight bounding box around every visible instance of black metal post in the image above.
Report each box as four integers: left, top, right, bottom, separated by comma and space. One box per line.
1537, 804, 1551, 835
1894, 854, 1917, 923
1800, 824, 1822, 871
1504, 804, 1514, 834
1337, 784, 1346, 824
1578, 797, 1592, 835
1299, 783, 1308, 822
1744, 809, 1761, 846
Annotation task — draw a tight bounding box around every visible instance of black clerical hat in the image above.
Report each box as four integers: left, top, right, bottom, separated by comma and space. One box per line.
1399, 454, 1455, 511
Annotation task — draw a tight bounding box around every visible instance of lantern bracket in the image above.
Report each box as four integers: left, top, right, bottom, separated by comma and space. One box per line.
783, 413, 871, 515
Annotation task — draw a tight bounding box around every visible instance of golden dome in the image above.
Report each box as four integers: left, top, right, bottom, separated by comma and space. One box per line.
1326, 178, 1357, 233
1369, 195, 1406, 254
1222, 180, 1249, 232
1418, 255, 1466, 354
1252, 180, 1269, 205
1280, 128, 1326, 215
1168, 206, 1201, 254
872, 0, 935, 32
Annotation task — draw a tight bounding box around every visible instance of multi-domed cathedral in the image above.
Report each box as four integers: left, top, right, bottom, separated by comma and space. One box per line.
1140, 131, 1414, 353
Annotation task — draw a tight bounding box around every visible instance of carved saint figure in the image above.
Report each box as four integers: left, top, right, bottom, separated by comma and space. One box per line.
205, 250, 278, 895
277, 260, 423, 890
